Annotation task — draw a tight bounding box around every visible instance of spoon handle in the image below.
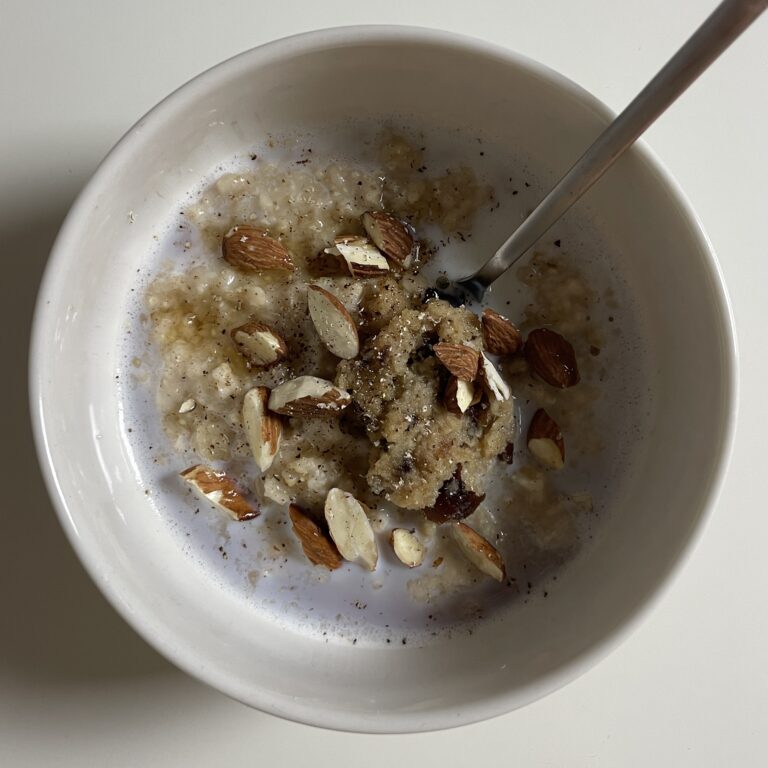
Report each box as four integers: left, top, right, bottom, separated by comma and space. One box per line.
463, 0, 767, 294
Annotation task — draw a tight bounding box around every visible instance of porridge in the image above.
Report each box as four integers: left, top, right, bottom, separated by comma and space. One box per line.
144, 132, 604, 603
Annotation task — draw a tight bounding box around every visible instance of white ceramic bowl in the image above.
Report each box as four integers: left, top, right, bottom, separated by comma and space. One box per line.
30, 27, 737, 732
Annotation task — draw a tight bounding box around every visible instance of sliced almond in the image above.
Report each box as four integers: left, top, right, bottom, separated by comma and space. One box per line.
242, 387, 283, 471
230, 321, 288, 368
222, 226, 294, 272
268, 376, 351, 417
361, 210, 415, 267
524, 328, 579, 388
288, 503, 342, 570
180, 464, 258, 521
453, 522, 506, 582
307, 285, 359, 359
481, 308, 522, 356
390, 528, 424, 568
178, 398, 196, 414
527, 408, 565, 469
324, 488, 378, 571
334, 235, 390, 278
433, 343, 479, 382
479, 352, 511, 401
444, 376, 475, 415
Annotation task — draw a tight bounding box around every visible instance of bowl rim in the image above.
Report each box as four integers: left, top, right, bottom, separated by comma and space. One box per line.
29, 24, 739, 733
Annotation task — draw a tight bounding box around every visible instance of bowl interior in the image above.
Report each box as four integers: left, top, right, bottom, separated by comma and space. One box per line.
32, 28, 734, 732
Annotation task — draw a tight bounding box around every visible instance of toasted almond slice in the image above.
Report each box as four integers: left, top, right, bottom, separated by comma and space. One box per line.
361, 211, 415, 267
481, 308, 522, 356
444, 376, 475, 415
524, 328, 579, 388
433, 343, 479, 382
307, 285, 359, 359
452, 522, 506, 582
324, 488, 378, 571
180, 464, 258, 521
178, 398, 196, 414
268, 376, 351, 417
230, 321, 288, 368
390, 528, 424, 568
527, 408, 565, 469
478, 352, 511, 401
222, 226, 294, 272
289, 503, 342, 570
334, 235, 390, 278
242, 387, 283, 471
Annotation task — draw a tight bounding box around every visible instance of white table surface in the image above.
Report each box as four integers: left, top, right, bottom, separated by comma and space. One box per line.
2, 0, 767, 764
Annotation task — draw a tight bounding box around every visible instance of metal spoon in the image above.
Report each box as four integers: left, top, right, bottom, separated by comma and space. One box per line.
446, 0, 767, 305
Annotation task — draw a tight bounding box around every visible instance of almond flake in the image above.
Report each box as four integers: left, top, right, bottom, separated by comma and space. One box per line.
527, 408, 565, 469
230, 321, 288, 367
524, 328, 580, 388
361, 210, 415, 267
334, 235, 390, 278
180, 464, 258, 521
268, 376, 351, 417
222, 226, 294, 272
433, 343, 479, 382
242, 387, 283, 471
481, 308, 522, 356
453, 522, 506, 582
479, 352, 511, 401
444, 376, 475, 414
307, 284, 359, 359
390, 528, 424, 567
289, 503, 342, 570
324, 488, 378, 571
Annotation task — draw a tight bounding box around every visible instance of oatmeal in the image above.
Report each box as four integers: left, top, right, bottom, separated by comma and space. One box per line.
145, 132, 604, 603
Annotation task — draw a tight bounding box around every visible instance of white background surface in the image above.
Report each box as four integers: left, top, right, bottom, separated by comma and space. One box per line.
2, 0, 766, 764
